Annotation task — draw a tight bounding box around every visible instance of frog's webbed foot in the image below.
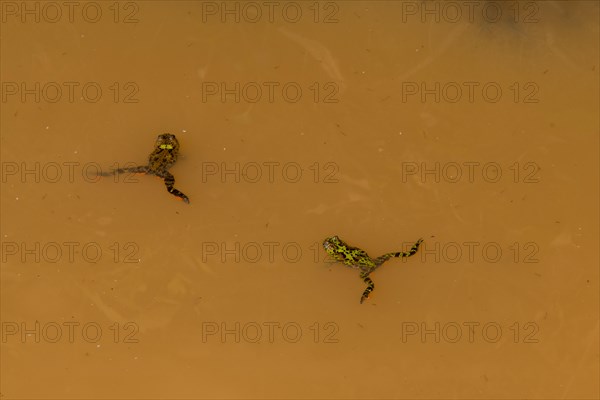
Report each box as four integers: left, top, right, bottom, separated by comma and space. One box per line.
158, 171, 190, 204
359, 271, 374, 304
98, 165, 148, 177
401, 238, 423, 258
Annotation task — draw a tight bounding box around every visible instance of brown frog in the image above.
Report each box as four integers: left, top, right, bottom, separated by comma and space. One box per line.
99, 133, 190, 203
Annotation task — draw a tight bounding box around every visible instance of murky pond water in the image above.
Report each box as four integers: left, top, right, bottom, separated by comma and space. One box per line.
1, 1, 598, 398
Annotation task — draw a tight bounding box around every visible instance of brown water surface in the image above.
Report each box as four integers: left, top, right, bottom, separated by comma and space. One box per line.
1, 1, 598, 399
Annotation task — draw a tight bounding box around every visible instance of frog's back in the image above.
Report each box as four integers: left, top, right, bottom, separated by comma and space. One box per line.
323, 236, 376, 270
147, 133, 180, 173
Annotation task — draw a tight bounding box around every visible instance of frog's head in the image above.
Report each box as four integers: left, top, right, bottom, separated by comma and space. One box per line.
155, 133, 179, 150
323, 235, 343, 256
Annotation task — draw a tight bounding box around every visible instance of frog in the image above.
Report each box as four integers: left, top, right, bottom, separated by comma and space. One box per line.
323, 235, 423, 304
99, 133, 190, 203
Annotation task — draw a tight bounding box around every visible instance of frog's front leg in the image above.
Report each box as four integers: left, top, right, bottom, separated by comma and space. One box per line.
359, 270, 375, 304
99, 165, 149, 177
157, 170, 190, 204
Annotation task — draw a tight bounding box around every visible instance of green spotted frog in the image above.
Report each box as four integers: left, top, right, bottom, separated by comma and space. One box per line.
323, 236, 423, 304
99, 133, 190, 203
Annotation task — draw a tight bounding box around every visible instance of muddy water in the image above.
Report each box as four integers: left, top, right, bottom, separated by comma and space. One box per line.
1, 1, 598, 399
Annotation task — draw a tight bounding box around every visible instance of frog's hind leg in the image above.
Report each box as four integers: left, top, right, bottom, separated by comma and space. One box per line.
98, 165, 149, 177
373, 238, 423, 267
359, 271, 375, 304
157, 171, 190, 204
